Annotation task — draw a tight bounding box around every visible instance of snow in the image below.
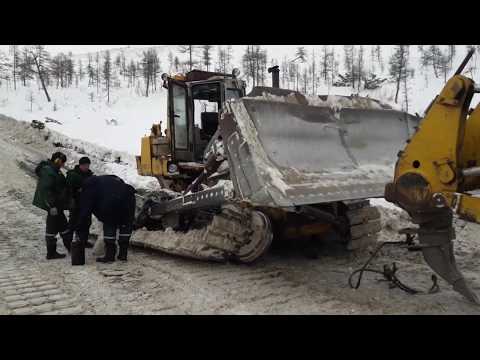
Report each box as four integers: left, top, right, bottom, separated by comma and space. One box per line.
0, 114, 159, 191
306, 94, 390, 110
369, 197, 403, 211
249, 90, 393, 111
0, 85, 168, 156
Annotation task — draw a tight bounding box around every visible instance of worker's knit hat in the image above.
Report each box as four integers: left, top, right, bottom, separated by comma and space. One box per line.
79, 157, 91, 165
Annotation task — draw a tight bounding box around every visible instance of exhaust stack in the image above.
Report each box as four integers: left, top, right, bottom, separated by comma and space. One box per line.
268, 66, 280, 88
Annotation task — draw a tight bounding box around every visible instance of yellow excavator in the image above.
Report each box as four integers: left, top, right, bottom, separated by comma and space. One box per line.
385, 49, 480, 304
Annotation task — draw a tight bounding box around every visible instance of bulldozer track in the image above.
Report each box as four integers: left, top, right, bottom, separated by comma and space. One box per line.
132, 200, 382, 263
132, 202, 273, 263
344, 201, 381, 250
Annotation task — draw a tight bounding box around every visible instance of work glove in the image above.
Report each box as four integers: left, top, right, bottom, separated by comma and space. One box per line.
49, 207, 58, 216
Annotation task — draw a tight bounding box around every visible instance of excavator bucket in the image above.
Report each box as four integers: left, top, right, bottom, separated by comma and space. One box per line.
220, 90, 420, 207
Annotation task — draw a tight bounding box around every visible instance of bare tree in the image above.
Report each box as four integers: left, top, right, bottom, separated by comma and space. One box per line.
26, 91, 34, 112
65, 52, 75, 88
120, 50, 126, 81
174, 56, 180, 72
281, 57, 289, 89
168, 51, 174, 73
356, 45, 365, 90
302, 67, 308, 93
178, 45, 197, 71
95, 52, 100, 93
423, 45, 442, 78
344, 45, 355, 88
86, 54, 94, 87
389, 45, 411, 104
369, 45, 376, 75
226, 45, 233, 73
403, 67, 410, 113
0, 50, 11, 89
321, 46, 329, 83
447, 45, 456, 69
288, 61, 296, 90
9, 45, 19, 90
102, 50, 113, 103
78, 59, 84, 83
438, 51, 452, 83
242, 45, 267, 88
202, 45, 213, 71
141, 49, 160, 96
18, 47, 35, 86
151, 49, 160, 91
127, 59, 136, 88
28, 45, 51, 102
374, 45, 384, 73
293, 47, 307, 91
466, 45, 479, 78
50, 54, 63, 88
311, 49, 317, 94
329, 47, 338, 85
216, 46, 227, 73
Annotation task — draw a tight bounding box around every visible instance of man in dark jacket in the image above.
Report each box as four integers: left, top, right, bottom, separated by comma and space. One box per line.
33, 152, 72, 259
76, 175, 136, 263
66, 157, 94, 248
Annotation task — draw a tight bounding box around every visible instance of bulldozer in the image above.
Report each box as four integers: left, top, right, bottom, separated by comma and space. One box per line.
133, 66, 419, 263
385, 49, 480, 304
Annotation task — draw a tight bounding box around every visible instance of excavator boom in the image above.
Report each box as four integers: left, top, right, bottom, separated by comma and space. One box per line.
385, 49, 480, 304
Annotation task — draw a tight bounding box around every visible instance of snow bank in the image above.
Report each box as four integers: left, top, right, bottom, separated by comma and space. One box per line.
0, 85, 168, 156
369, 197, 402, 211
0, 114, 159, 191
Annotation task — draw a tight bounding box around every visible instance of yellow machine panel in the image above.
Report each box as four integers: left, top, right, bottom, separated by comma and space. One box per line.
141, 136, 153, 176
394, 75, 475, 195
137, 134, 170, 177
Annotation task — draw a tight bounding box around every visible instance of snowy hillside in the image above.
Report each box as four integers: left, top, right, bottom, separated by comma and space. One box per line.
0, 45, 479, 157
0, 84, 167, 155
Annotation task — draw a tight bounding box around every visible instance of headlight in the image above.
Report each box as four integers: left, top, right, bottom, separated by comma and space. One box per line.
168, 164, 178, 173
161, 73, 168, 81
232, 68, 241, 78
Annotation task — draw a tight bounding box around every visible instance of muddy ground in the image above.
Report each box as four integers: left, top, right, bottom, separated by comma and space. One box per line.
1, 115, 480, 315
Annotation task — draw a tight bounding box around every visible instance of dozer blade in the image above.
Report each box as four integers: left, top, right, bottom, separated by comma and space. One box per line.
221, 94, 420, 207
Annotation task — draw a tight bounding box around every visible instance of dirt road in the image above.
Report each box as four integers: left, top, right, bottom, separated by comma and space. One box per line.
1, 115, 480, 314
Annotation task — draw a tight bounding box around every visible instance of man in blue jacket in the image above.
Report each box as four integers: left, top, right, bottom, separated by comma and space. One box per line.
75, 175, 136, 263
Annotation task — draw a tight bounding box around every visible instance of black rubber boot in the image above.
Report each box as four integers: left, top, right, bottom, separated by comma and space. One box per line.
61, 231, 73, 253
71, 240, 85, 266
46, 241, 66, 260
96, 241, 116, 263
117, 243, 128, 261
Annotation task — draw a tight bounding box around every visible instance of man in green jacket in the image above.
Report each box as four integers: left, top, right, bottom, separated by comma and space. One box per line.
33, 152, 72, 260
66, 157, 94, 248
